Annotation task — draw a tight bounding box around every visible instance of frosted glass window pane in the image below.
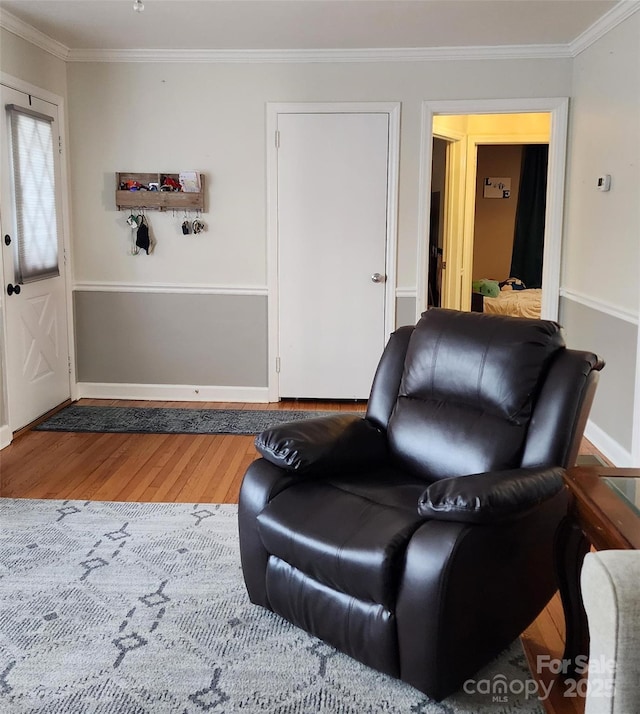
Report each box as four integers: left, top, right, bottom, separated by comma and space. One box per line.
8, 106, 59, 283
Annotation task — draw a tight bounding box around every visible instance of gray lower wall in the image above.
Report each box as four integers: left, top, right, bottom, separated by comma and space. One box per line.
71, 292, 639, 456
559, 296, 637, 454
395, 296, 417, 328
74, 291, 268, 386
76, 291, 417, 389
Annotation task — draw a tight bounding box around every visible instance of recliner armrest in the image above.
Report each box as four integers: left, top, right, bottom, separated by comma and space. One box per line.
255, 414, 388, 474
418, 467, 565, 523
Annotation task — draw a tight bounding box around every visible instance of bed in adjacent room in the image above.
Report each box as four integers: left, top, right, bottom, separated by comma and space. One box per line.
471, 278, 542, 319
482, 288, 542, 319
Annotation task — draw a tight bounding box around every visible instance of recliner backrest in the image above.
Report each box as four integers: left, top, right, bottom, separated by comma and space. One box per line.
380, 309, 565, 481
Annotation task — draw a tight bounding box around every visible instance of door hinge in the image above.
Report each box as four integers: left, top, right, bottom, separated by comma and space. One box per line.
442, 261, 446, 270
68, 356, 72, 375
275, 130, 280, 149
58, 135, 63, 155
275, 357, 281, 373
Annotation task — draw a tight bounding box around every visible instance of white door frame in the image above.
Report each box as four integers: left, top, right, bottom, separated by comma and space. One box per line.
635, 314, 640, 464
266, 102, 400, 402
0, 72, 75, 447
432, 128, 467, 311
416, 97, 569, 322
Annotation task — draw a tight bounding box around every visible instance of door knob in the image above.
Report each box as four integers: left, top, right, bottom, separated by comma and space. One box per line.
7, 283, 21, 296
371, 273, 386, 284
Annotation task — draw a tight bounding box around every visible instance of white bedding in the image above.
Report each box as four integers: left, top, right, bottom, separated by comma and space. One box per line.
482, 288, 542, 319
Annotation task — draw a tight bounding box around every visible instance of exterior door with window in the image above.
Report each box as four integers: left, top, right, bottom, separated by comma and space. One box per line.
1, 84, 70, 431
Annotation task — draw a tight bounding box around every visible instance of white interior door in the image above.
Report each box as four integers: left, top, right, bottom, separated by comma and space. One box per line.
276, 111, 390, 399
1, 84, 71, 430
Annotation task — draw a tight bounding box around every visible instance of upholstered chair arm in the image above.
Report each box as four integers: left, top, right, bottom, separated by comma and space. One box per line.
418, 466, 565, 524
255, 414, 388, 474
397, 480, 568, 699
581, 550, 640, 714
238, 457, 300, 607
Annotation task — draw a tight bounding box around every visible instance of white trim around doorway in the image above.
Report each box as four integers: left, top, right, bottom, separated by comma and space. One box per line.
416, 97, 569, 322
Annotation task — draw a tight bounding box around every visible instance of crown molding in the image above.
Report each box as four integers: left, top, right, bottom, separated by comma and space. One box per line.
0, 9, 570, 64
3, 2, 638, 65
569, 0, 640, 56
0, 6, 570, 64
0, 9, 70, 61
66, 44, 571, 64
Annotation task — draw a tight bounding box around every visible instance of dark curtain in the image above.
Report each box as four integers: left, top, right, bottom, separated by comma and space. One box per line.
510, 144, 549, 288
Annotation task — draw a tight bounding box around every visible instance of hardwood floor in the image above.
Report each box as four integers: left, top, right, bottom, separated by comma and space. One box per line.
0, 398, 606, 713
0, 399, 362, 502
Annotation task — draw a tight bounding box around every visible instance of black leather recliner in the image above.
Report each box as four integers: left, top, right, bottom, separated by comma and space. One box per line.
238, 308, 604, 701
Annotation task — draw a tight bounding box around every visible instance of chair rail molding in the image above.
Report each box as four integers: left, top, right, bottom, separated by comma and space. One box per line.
559, 288, 639, 325
73, 281, 268, 296
396, 288, 417, 299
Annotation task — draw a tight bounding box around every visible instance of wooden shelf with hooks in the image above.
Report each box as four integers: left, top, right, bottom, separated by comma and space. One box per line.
115, 172, 205, 212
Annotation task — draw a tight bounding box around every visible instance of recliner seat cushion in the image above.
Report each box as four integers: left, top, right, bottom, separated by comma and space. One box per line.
257, 475, 426, 608
388, 309, 565, 480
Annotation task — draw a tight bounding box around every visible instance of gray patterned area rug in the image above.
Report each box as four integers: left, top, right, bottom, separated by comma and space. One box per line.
34, 406, 353, 435
0, 499, 543, 714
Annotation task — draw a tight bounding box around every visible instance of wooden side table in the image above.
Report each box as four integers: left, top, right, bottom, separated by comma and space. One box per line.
556, 467, 640, 673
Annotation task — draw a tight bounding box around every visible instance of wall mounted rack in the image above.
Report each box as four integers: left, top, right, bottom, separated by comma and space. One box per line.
116, 172, 205, 212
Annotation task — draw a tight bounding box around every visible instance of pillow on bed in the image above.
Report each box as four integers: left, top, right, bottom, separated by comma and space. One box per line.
472, 278, 500, 297
500, 277, 526, 291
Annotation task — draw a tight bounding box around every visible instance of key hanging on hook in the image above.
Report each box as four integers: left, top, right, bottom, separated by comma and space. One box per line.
129, 212, 140, 255
182, 209, 191, 235
192, 209, 205, 235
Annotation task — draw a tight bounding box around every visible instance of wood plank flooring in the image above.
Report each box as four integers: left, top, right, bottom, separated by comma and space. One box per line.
0, 398, 607, 713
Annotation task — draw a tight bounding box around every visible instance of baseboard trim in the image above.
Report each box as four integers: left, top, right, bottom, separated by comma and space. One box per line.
76, 383, 271, 403
584, 419, 634, 467
0, 424, 12, 449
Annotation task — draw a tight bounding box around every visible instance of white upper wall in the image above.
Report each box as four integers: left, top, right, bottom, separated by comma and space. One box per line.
563, 11, 640, 313
0, 27, 67, 96
66, 58, 572, 289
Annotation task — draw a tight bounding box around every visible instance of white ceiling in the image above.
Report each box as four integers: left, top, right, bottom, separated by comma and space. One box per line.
0, 0, 621, 52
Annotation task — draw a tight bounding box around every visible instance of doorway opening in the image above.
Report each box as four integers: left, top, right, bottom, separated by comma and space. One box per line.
417, 98, 568, 323
428, 113, 550, 316
469, 141, 549, 319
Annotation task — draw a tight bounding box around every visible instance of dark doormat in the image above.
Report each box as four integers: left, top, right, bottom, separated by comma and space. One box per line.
34, 405, 359, 436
